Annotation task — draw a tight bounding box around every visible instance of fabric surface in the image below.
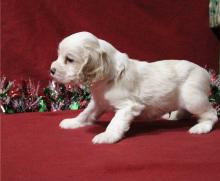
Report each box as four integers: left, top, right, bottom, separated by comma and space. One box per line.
1, 0, 219, 87
1, 111, 220, 181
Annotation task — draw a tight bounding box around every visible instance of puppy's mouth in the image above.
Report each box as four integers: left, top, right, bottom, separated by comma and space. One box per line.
51, 76, 76, 87
50, 72, 68, 83
50, 74, 78, 88
49, 69, 79, 86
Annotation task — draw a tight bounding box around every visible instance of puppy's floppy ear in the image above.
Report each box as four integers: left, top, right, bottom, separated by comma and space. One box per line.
78, 49, 112, 84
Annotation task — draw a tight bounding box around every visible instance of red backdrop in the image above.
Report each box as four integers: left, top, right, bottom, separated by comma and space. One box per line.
1, 0, 219, 86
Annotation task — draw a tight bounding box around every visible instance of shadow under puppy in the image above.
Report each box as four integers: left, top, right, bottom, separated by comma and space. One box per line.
50, 32, 218, 144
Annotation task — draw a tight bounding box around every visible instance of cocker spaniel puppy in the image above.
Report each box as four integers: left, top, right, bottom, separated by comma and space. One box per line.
50, 32, 218, 144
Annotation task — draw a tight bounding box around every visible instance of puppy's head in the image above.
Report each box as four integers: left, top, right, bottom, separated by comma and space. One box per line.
50, 32, 111, 85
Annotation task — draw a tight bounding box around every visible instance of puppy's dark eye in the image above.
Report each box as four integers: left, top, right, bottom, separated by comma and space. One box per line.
66, 57, 74, 63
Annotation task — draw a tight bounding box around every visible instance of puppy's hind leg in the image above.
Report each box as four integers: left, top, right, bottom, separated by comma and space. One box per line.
188, 106, 218, 134
180, 82, 218, 134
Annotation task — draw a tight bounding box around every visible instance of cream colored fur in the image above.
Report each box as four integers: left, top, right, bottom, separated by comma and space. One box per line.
50, 32, 218, 144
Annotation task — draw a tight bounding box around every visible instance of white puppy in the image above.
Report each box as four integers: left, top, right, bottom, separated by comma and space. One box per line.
50, 32, 218, 144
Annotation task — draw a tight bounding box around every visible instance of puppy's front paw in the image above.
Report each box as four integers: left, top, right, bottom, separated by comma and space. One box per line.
189, 122, 213, 134
59, 118, 92, 129
92, 131, 122, 144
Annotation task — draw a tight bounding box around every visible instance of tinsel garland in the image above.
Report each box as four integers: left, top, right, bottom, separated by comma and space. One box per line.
0, 78, 90, 113
0, 69, 220, 115
208, 69, 220, 116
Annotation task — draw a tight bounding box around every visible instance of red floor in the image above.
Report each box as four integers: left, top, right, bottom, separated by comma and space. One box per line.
1, 110, 220, 181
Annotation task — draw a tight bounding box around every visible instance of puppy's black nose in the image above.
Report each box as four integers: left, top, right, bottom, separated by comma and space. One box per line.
50, 68, 56, 75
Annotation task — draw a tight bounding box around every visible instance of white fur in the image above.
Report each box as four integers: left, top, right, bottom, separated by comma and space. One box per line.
51, 32, 218, 144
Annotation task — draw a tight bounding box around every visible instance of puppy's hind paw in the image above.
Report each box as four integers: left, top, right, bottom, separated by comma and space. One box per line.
189, 121, 213, 134
162, 112, 178, 121
59, 118, 92, 129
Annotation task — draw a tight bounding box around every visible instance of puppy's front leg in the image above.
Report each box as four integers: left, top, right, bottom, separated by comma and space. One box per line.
60, 99, 102, 129
92, 105, 143, 144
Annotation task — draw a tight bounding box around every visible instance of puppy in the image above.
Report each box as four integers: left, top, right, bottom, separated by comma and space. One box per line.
50, 32, 218, 144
